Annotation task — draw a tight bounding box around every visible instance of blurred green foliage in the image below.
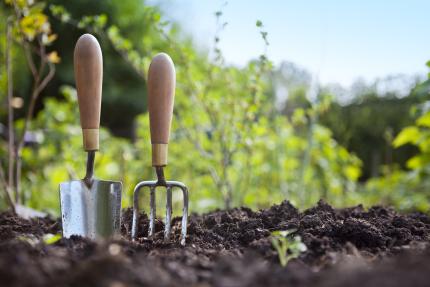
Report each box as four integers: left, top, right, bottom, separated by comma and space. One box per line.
345, 66, 430, 213
47, 0, 170, 137
0, 0, 429, 215
320, 89, 428, 180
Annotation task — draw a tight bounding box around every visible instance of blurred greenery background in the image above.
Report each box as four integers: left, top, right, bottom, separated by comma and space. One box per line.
0, 0, 430, 216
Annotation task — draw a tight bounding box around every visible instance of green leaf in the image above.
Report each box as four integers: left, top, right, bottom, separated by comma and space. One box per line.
270, 229, 306, 267
95, 14, 108, 28
406, 155, 423, 169
43, 233, 62, 245
256, 20, 263, 27
393, 126, 420, 148
417, 112, 430, 127
152, 12, 161, 22
345, 165, 361, 180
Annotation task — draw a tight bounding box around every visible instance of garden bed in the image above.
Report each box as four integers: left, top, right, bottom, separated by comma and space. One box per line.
0, 200, 429, 286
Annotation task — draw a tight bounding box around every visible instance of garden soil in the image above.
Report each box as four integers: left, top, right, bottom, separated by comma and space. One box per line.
0, 200, 429, 286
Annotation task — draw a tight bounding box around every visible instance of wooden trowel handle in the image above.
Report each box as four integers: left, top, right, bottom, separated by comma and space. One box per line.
74, 34, 103, 151
147, 53, 176, 167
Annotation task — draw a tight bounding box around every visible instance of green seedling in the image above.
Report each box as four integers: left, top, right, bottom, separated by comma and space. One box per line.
270, 230, 307, 267
17, 233, 62, 246
43, 233, 62, 245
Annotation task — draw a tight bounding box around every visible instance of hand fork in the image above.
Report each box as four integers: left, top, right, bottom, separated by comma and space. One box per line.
131, 53, 189, 245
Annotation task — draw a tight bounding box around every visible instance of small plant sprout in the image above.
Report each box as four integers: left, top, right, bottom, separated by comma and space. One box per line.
43, 233, 62, 245
271, 230, 307, 267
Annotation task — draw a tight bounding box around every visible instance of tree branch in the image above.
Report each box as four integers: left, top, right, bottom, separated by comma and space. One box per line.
23, 42, 37, 79
34, 62, 55, 96
6, 18, 15, 198
0, 162, 15, 213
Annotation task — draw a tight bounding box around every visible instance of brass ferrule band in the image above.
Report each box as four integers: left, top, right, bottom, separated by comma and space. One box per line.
152, 143, 168, 166
82, 129, 99, 151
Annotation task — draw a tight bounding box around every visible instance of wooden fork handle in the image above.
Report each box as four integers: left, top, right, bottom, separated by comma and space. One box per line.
147, 53, 176, 166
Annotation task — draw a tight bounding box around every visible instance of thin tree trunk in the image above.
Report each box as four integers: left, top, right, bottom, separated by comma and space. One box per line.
298, 114, 315, 208
6, 19, 15, 201
15, 154, 22, 204
0, 163, 15, 212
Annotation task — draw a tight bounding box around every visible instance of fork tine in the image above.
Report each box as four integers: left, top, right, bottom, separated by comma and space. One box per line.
132, 182, 148, 240
179, 184, 189, 246
148, 186, 156, 237
132, 180, 188, 244
131, 186, 140, 240
164, 186, 172, 241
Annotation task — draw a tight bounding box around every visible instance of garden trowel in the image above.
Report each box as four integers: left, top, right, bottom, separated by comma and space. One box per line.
59, 34, 122, 240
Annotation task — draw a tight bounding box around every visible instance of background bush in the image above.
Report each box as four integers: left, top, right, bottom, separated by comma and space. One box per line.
0, 0, 429, 215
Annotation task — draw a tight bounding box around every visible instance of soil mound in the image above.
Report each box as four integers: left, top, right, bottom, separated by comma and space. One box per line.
0, 200, 429, 286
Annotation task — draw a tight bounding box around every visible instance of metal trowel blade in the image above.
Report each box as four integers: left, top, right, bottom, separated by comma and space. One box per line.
59, 179, 122, 240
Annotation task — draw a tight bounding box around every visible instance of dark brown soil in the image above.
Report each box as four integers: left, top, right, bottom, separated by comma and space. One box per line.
0, 200, 430, 287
